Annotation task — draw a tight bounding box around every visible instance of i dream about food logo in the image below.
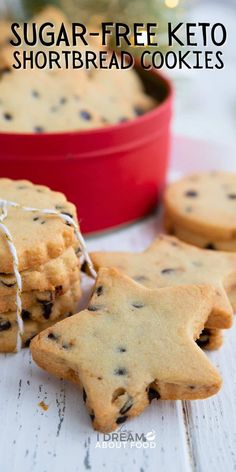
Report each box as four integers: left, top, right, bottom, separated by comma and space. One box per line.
9, 21, 227, 71
95, 427, 157, 449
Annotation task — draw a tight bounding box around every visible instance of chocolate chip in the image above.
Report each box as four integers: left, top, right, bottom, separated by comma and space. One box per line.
75, 247, 82, 256
132, 302, 144, 309
161, 268, 176, 274
147, 387, 160, 403
196, 329, 210, 348
88, 305, 99, 312
119, 398, 133, 415
21, 310, 31, 321
185, 190, 198, 197
60, 97, 67, 104
33, 217, 39, 221
204, 243, 216, 250
55, 285, 63, 297
133, 275, 148, 282
32, 90, 40, 98
117, 346, 127, 353
1, 280, 16, 288
34, 126, 44, 133
134, 106, 144, 116
47, 332, 58, 341
4, 112, 12, 121
114, 368, 127, 376
83, 389, 87, 403
228, 194, 236, 199
41, 221, 46, 225
95, 286, 103, 296
196, 338, 209, 348
0, 319, 11, 331
41, 302, 53, 320
116, 415, 128, 424
200, 328, 210, 337
62, 342, 73, 350
89, 413, 95, 421
189, 385, 195, 390
80, 110, 92, 120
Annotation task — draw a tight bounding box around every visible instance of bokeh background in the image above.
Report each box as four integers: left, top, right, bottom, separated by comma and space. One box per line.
0, 0, 235, 151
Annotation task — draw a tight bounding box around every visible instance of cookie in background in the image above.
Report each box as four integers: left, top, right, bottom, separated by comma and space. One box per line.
0, 6, 158, 133
164, 172, 236, 251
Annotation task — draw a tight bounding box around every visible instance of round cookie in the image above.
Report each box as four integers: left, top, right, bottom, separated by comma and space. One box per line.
0, 70, 104, 133
0, 279, 81, 327
0, 312, 74, 353
164, 172, 236, 250
0, 178, 78, 273
0, 266, 80, 312
0, 246, 80, 296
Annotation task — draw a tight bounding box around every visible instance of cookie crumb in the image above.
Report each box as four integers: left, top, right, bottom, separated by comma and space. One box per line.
38, 400, 49, 411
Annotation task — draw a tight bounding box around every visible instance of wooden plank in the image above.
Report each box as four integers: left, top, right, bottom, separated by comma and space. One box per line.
0, 216, 192, 472
0, 335, 191, 472
181, 325, 236, 472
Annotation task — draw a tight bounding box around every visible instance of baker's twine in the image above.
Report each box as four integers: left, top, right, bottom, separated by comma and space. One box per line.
0, 198, 97, 352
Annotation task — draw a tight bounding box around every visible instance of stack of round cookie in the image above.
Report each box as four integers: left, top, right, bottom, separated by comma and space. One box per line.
0, 178, 81, 353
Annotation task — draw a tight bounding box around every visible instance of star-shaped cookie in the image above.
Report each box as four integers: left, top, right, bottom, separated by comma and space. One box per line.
90, 235, 236, 329
31, 268, 221, 432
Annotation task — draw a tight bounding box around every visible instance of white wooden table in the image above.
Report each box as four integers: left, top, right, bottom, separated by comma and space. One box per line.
1, 137, 236, 472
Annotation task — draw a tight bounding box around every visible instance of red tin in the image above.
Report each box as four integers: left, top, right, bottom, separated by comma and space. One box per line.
0, 67, 173, 234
